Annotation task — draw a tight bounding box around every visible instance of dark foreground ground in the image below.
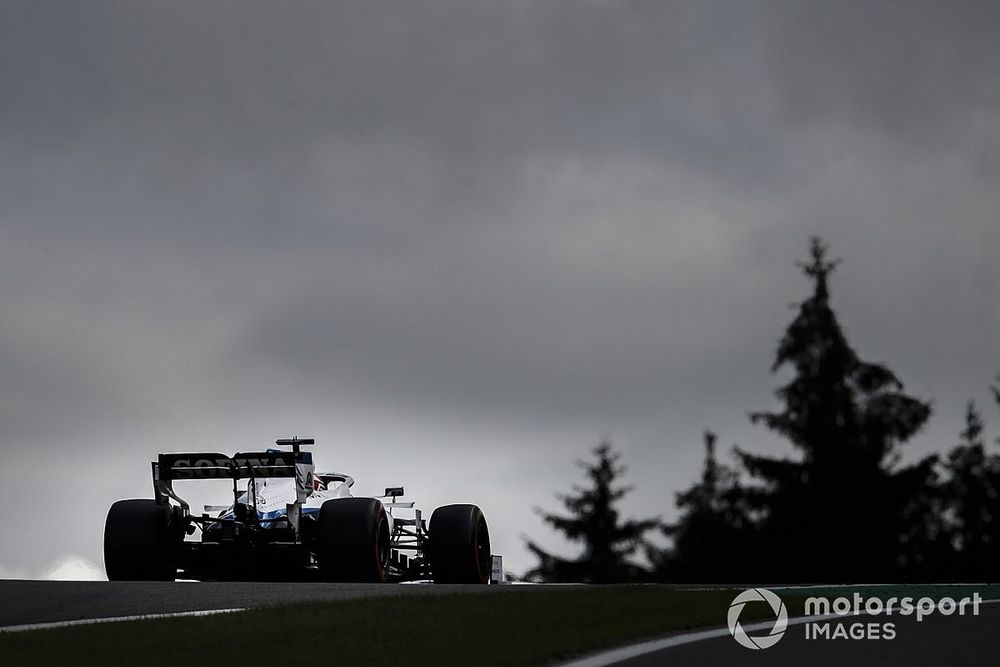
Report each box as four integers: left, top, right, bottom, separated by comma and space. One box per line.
0, 584, 758, 666
2, 581, 999, 666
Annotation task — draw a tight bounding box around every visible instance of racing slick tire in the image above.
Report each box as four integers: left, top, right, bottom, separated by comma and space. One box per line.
104, 499, 178, 581
429, 504, 491, 584
318, 498, 390, 583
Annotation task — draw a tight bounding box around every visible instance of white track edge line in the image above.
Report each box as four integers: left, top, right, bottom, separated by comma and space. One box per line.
0, 607, 247, 634
557, 597, 1000, 667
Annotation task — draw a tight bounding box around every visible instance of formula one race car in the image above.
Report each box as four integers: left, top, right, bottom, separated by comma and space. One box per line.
104, 438, 497, 583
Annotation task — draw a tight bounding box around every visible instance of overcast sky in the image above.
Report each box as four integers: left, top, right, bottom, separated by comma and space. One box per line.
1, 1, 998, 578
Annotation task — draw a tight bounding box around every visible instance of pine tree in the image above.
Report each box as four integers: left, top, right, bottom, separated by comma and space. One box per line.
738, 237, 936, 582
941, 401, 1000, 579
523, 442, 658, 583
656, 431, 753, 582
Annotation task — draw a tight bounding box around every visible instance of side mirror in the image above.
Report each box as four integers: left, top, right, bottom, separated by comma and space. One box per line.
384, 487, 404, 498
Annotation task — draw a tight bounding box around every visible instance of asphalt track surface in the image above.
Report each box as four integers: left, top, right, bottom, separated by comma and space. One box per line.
0, 580, 548, 627
616, 601, 1000, 666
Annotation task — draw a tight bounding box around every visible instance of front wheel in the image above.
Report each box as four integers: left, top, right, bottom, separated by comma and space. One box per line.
430, 504, 491, 584
317, 498, 390, 582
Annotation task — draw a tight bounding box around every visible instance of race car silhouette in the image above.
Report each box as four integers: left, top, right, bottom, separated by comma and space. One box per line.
104, 437, 495, 583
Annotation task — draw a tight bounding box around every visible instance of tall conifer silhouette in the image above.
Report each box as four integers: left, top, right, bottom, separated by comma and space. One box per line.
738, 237, 935, 581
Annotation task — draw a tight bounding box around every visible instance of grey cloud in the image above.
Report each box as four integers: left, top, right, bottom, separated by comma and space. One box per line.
1, 1, 998, 575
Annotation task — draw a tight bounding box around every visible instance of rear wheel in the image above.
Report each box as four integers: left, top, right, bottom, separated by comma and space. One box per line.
318, 498, 390, 582
104, 499, 178, 581
430, 504, 491, 584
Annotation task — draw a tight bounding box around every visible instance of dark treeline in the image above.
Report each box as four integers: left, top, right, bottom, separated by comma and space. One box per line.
525, 238, 1000, 584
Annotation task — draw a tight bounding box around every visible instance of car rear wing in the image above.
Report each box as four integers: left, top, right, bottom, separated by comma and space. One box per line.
156, 452, 302, 481
153, 451, 315, 513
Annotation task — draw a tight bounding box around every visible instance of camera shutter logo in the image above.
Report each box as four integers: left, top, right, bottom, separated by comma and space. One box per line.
727, 588, 788, 649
